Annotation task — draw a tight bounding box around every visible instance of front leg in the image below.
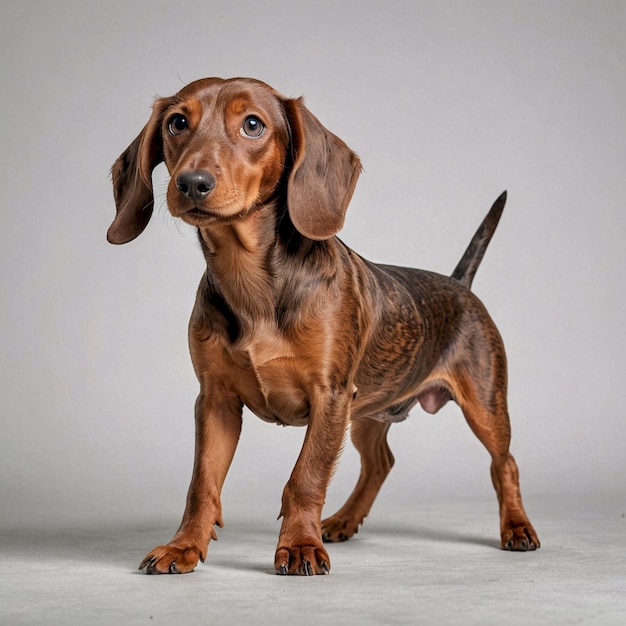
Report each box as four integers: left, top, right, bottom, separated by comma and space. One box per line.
140, 387, 243, 574
275, 387, 350, 575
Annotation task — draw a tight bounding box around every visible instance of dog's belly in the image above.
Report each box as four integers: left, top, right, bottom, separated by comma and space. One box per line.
363, 395, 421, 423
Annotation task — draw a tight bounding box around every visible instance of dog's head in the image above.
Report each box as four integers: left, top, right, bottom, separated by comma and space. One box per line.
108, 77, 361, 244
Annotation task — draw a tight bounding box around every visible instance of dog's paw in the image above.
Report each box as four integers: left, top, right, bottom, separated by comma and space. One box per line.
501, 525, 540, 552
274, 542, 330, 576
321, 515, 358, 543
139, 544, 204, 574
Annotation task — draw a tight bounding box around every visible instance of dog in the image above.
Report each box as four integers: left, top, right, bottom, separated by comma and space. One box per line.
108, 77, 540, 576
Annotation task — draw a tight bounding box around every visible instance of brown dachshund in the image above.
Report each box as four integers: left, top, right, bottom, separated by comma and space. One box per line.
108, 77, 539, 576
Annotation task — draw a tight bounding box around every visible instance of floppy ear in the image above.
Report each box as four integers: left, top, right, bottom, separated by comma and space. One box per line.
283, 98, 361, 241
107, 100, 168, 244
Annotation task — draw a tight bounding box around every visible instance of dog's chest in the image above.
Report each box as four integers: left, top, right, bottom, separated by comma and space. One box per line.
236, 323, 311, 426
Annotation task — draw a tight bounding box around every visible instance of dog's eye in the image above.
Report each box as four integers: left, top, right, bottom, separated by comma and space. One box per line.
167, 114, 188, 136
240, 116, 265, 138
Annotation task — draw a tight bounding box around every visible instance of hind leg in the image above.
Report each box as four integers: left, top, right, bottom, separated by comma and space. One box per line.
454, 368, 540, 551
322, 418, 394, 542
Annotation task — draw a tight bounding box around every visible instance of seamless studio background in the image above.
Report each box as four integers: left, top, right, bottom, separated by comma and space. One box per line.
1, 0, 624, 581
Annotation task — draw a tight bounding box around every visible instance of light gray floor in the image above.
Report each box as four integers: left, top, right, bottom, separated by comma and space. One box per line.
1, 494, 624, 625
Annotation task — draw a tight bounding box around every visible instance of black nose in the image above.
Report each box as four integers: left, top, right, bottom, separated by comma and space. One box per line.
175, 170, 216, 202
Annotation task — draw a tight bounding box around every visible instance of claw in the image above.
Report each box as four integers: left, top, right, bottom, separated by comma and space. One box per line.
169, 561, 180, 574
277, 564, 288, 576
303, 560, 313, 576
139, 555, 155, 571
321, 561, 330, 575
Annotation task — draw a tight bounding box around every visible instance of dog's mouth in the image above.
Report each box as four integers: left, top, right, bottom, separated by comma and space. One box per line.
187, 207, 213, 219
175, 206, 217, 225
178, 204, 254, 226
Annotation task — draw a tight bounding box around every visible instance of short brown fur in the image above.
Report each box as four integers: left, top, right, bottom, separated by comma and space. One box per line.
109, 77, 539, 576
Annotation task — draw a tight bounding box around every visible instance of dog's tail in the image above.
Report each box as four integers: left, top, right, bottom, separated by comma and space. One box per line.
451, 190, 507, 289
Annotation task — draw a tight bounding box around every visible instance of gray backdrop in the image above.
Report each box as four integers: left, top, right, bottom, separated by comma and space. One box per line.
1, 0, 624, 530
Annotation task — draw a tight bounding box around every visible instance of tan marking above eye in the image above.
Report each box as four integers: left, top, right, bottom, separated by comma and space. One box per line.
165, 98, 203, 135
227, 97, 249, 116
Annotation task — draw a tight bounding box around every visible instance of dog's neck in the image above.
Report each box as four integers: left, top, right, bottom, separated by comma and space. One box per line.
196, 204, 277, 318
196, 200, 321, 324
194, 199, 341, 350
